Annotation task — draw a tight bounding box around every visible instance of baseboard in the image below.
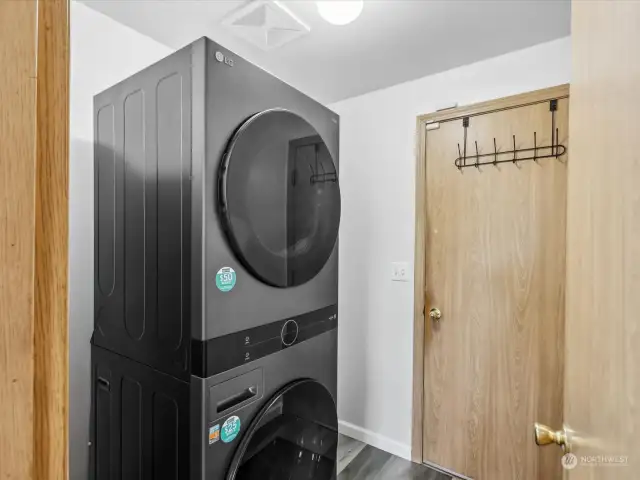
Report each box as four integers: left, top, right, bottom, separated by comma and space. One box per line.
338, 420, 412, 461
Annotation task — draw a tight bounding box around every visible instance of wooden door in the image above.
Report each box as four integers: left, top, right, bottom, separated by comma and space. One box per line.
420, 90, 568, 479
561, 1, 640, 478
0, 0, 69, 478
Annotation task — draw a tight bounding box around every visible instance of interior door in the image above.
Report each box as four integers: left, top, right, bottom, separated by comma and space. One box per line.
559, 1, 640, 478
422, 94, 568, 479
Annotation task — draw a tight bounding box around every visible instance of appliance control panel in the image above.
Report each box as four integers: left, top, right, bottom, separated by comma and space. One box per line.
192, 304, 337, 378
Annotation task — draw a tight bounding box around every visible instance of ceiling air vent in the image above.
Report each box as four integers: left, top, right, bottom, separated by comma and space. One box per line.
221, 0, 310, 51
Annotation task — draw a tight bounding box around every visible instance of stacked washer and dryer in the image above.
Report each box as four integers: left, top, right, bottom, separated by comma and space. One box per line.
90, 37, 341, 480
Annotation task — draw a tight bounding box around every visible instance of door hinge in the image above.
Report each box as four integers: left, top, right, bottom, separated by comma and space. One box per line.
426, 122, 440, 131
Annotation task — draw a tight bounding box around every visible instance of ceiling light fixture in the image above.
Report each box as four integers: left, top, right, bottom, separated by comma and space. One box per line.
316, 1, 364, 26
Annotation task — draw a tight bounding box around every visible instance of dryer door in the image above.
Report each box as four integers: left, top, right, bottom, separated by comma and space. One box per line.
219, 109, 341, 288
226, 379, 338, 480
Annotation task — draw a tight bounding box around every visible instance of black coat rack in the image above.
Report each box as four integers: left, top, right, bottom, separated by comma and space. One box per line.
454, 99, 566, 170
309, 143, 338, 184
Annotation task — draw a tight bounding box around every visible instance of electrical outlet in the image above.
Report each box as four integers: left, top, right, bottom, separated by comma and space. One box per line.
391, 262, 410, 282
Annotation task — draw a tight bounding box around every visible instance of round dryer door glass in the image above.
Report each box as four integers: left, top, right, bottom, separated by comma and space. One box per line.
226, 380, 338, 480
219, 109, 340, 288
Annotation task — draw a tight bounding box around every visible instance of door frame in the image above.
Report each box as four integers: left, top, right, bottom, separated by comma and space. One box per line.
0, 0, 70, 478
410, 84, 570, 464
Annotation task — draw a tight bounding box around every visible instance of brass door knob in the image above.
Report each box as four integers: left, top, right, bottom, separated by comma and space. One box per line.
534, 423, 570, 451
429, 308, 442, 321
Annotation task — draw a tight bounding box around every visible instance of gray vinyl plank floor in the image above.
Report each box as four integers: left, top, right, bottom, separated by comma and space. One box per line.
337, 433, 368, 473
337, 434, 453, 480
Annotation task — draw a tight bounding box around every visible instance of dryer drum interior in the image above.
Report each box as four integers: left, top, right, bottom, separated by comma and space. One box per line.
226, 379, 339, 480
219, 109, 341, 288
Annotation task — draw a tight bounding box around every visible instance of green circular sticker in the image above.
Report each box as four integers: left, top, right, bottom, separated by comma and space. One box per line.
221, 415, 241, 443
215, 267, 236, 292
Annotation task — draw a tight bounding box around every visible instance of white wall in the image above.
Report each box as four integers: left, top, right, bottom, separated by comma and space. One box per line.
69, 4, 172, 478
330, 37, 571, 459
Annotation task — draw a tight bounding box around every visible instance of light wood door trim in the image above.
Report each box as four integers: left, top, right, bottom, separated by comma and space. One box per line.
0, 0, 69, 478
417, 84, 570, 125
34, 0, 70, 478
411, 84, 570, 463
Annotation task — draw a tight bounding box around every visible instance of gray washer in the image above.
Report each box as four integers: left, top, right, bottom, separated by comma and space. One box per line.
192, 330, 338, 479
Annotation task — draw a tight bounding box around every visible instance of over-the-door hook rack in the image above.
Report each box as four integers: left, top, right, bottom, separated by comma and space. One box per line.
309, 162, 338, 184
308, 143, 338, 184
454, 99, 566, 170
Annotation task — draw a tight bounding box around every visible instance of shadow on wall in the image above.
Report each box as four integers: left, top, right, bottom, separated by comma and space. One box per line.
69, 137, 95, 480
337, 165, 373, 433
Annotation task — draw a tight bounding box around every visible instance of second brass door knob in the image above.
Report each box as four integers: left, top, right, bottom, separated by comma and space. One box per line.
429, 308, 442, 321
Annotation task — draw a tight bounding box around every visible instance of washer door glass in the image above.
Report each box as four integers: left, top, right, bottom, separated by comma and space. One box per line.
226, 380, 338, 480
219, 109, 340, 288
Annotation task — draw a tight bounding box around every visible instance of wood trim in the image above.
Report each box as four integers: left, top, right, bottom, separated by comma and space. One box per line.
411, 84, 570, 463
34, 0, 70, 478
0, 2, 38, 477
411, 114, 428, 462
0, 0, 69, 478
417, 84, 570, 125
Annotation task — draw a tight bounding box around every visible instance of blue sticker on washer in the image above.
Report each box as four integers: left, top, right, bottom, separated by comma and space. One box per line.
216, 267, 236, 292
221, 415, 241, 443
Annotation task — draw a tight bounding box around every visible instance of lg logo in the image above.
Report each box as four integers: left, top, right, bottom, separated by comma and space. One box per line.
215, 51, 234, 67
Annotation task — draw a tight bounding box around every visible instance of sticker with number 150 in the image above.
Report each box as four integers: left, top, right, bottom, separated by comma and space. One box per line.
216, 267, 236, 292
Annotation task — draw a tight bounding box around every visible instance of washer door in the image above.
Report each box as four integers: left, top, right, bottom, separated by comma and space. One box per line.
219, 109, 341, 288
226, 379, 338, 480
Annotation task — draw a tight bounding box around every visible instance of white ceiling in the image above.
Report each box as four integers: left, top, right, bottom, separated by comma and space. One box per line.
80, 0, 571, 104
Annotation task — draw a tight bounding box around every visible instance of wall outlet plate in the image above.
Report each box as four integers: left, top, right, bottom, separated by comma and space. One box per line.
391, 262, 410, 282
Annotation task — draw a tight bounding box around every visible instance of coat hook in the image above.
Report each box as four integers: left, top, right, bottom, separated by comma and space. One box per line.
308, 164, 315, 185
550, 99, 557, 158
463, 131, 468, 168
474, 141, 480, 169
457, 143, 462, 170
